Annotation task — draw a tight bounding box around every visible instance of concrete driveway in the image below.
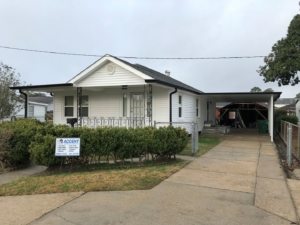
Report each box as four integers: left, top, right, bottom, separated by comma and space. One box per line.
25, 132, 297, 225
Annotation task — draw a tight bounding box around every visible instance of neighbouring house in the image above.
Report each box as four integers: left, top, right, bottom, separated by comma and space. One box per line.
14, 100, 48, 122
28, 96, 53, 112
296, 101, 300, 124
13, 96, 53, 122
10, 54, 281, 141
275, 98, 297, 109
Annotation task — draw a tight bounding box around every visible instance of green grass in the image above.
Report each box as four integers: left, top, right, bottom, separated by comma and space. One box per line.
0, 160, 188, 196
180, 134, 223, 157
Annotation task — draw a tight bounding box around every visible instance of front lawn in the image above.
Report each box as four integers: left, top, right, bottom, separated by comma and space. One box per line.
180, 134, 222, 156
0, 160, 187, 196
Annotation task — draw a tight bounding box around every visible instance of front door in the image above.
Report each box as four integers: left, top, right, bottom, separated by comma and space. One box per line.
130, 93, 145, 127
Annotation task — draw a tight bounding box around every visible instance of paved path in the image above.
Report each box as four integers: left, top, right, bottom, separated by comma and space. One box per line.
0, 133, 298, 225
0, 165, 47, 185
25, 133, 298, 225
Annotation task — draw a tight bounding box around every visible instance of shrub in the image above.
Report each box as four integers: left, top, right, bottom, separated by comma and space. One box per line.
0, 119, 189, 168
0, 129, 14, 169
275, 110, 299, 132
0, 119, 44, 169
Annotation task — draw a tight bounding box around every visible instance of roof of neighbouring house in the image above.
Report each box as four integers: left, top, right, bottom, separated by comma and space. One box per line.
28, 96, 53, 104
275, 98, 297, 105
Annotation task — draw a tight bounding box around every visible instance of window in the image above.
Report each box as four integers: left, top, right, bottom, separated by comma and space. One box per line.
123, 93, 127, 117
178, 95, 182, 118
28, 105, 34, 118
64, 96, 74, 117
196, 99, 199, 117
79, 96, 89, 117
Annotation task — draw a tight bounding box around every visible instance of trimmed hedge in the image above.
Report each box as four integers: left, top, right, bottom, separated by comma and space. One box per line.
0, 119, 44, 169
0, 120, 189, 168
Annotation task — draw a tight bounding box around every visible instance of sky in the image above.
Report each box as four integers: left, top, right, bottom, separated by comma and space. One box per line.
0, 0, 299, 98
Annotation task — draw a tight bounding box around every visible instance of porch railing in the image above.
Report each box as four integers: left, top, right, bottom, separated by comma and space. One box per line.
79, 117, 152, 128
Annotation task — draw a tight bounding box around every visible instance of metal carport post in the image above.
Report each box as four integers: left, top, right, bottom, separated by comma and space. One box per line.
268, 94, 274, 142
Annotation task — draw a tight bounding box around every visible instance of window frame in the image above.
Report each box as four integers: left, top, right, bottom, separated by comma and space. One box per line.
178, 95, 182, 118
122, 93, 127, 117
79, 95, 89, 117
64, 96, 74, 117
196, 98, 199, 117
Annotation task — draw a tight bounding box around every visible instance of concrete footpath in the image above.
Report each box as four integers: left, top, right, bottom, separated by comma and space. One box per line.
1, 133, 299, 225
0, 165, 47, 185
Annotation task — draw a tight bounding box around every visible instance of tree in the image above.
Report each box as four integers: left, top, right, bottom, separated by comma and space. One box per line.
296, 92, 300, 99
258, 14, 300, 86
250, 87, 262, 92
263, 88, 274, 92
0, 63, 23, 119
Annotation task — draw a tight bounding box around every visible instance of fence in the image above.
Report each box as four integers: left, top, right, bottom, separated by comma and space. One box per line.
80, 117, 151, 128
154, 121, 199, 155
279, 121, 300, 167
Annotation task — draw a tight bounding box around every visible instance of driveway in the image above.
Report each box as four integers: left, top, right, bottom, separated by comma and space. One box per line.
3, 132, 298, 225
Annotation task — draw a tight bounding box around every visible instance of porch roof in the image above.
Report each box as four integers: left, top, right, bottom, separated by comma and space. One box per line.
202, 92, 282, 103
10, 83, 74, 92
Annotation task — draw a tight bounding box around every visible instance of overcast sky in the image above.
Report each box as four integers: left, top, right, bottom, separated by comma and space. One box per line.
0, 0, 299, 98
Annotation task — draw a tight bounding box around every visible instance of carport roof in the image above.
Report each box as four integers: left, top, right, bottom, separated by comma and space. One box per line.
202, 92, 281, 103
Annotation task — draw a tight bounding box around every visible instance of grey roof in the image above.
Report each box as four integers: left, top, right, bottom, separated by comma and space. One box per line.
275, 98, 297, 105
28, 96, 53, 104
111, 55, 203, 94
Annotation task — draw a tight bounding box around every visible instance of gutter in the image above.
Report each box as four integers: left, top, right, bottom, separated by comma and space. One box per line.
19, 89, 28, 118
169, 88, 177, 123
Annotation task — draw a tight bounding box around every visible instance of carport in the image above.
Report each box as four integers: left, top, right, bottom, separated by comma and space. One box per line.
202, 92, 281, 142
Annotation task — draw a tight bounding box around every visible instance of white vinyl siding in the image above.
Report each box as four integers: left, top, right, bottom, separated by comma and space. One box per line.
172, 91, 196, 123
198, 96, 207, 131
152, 86, 169, 122
76, 62, 146, 87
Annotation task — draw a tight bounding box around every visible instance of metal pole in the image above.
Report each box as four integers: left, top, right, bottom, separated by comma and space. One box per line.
192, 123, 195, 155
287, 123, 292, 167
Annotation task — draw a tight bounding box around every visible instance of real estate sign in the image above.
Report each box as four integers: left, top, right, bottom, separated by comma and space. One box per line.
55, 138, 80, 156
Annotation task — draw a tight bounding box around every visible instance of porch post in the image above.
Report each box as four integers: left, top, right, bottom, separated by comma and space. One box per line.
77, 87, 82, 127
269, 95, 274, 142
19, 89, 28, 118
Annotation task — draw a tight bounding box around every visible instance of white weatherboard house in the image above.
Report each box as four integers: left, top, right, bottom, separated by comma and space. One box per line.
11, 54, 281, 141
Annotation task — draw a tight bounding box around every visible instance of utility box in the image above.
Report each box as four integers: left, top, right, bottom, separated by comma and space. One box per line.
258, 120, 268, 134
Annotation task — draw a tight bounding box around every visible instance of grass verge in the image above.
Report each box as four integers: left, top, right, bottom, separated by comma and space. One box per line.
180, 134, 222, 157
0, 160, 187, 196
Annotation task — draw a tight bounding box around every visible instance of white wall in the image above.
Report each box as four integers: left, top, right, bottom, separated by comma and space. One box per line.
198, 96, 208, 131
170, 90, 203, 132
53, 86, 153, 125
152, 85, 170, 123
52, 85, 205, 132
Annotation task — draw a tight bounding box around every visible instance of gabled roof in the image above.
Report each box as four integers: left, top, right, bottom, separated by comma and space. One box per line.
68, 54, 202, 94
110, 55, 202, 94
